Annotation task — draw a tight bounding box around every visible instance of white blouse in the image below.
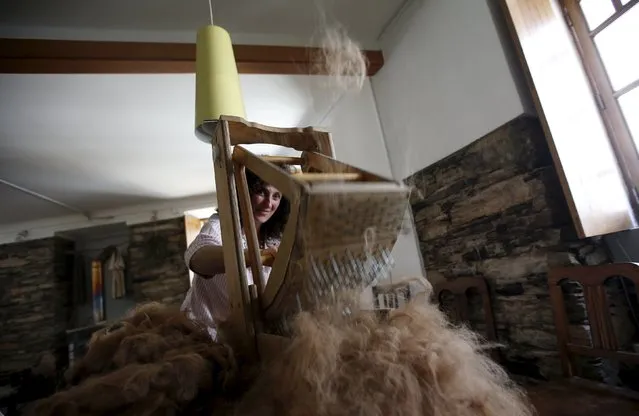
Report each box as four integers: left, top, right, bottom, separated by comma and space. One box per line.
180, 213, 276, 339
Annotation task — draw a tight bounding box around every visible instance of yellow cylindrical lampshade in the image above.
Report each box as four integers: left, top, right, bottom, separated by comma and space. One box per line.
195, 25, 246, 142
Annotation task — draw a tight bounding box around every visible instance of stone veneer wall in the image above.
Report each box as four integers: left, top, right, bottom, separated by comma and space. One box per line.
407, 115, 616, 379
0, 216, 190, 397
0, 237, 73, 391
128, 217, 190, 307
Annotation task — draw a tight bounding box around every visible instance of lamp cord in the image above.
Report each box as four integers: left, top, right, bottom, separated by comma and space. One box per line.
208, 0, 214, 25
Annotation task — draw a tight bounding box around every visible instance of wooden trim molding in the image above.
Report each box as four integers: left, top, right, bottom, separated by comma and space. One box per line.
0, 38, 384, 76
498, 0, 637, 238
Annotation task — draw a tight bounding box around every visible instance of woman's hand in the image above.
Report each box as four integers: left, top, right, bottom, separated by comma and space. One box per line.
260, 245, 279, 267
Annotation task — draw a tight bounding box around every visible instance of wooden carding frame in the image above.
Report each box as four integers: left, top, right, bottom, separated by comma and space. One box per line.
548, 263, 639, 378
210, 115, 410, 361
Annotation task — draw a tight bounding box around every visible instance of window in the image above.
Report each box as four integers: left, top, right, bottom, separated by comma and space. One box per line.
562, 0, 639, 194
500, 0, 639, 238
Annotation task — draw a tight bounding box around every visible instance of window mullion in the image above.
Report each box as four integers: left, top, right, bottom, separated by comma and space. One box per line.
614, 78, 639, 98
590, 0, 639, 37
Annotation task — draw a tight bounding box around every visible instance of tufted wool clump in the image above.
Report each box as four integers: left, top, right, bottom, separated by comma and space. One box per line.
29, 302, 243, 416
311, 24, 368, 95
235, 294, 534, 416
29, 291, 534, 416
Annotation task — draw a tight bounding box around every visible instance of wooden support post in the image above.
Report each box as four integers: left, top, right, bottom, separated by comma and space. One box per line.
211, 120, 257, 359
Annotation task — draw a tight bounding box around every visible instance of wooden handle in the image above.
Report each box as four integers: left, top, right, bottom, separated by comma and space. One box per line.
293, 172, 362, 182
262, 156, 304, 165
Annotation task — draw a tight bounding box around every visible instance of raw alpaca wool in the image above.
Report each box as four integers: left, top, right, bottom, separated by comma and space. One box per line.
6, 352, 59, 413
28, 294, 534, 416
28, 302, 243, 416
236, 295, 534, 416
311, 24, 368, 94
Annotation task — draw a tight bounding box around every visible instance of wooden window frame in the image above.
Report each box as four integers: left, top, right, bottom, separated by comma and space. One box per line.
561, 0, 639, 210
499, 0, 639, 238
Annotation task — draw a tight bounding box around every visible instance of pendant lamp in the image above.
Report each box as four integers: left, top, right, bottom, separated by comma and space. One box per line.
195, 25, 246, 143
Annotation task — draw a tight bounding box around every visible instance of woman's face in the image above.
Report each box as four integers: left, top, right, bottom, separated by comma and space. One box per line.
251, 183, 282, 225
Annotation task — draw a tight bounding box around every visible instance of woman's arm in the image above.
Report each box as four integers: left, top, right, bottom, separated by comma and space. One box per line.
185, 215, 279, 278
190, 246, 274, 277
189, 244, 226, 277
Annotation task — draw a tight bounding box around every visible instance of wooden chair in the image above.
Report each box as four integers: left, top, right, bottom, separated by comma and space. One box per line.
548, 263, 639, 377
523, 263, 639, 415
433, 276, 498, 345
208, 115, 411, 361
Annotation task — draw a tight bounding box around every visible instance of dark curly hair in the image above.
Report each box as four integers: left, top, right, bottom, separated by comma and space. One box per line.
215, 164, 292, 245
244, 168, 290, 246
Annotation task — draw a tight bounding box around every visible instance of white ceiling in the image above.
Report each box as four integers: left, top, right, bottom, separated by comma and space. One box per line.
0, 73, 340, 225
0, 0, 405, 48
0, 0, 406, 227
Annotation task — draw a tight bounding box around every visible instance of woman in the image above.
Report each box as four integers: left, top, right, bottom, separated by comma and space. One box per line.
181, 168, 290, 339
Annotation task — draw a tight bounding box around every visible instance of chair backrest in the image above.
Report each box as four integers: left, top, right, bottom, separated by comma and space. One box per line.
433, 277, 498, 345
548, 263, 639, 377
223, 115, 335, 157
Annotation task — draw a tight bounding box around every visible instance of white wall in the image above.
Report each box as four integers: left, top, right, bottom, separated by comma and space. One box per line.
322, 0, 534, 284
372, 0, 531, 180
322, 79, 426, 281
322, 80, 392, 177
369, 0, 532, 279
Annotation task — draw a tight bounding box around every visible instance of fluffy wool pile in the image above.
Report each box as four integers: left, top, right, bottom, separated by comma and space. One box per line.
238, 295, 533, 416
29, 303, 243, 416
30, 293, 534, 416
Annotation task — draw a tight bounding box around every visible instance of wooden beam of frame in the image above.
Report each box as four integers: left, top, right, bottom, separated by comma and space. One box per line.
0, 38, 384, 75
